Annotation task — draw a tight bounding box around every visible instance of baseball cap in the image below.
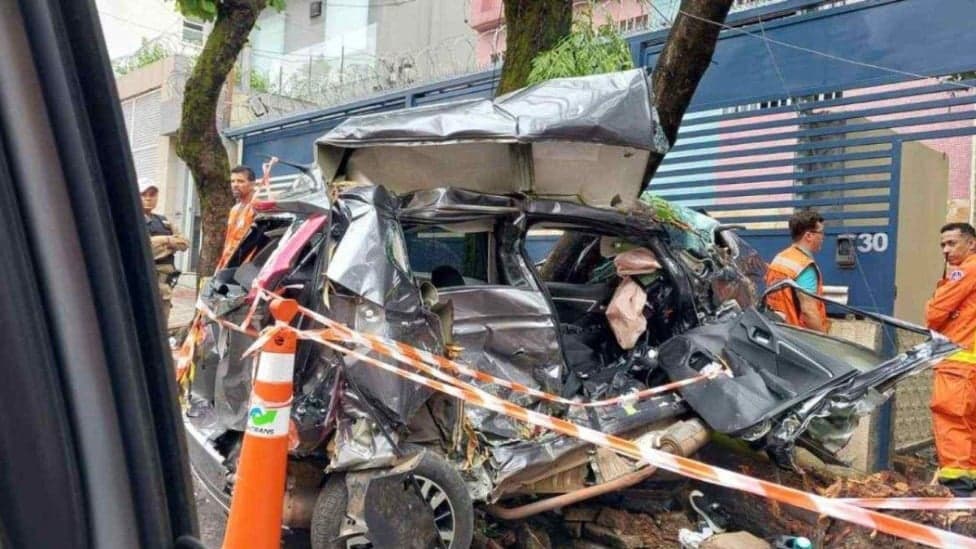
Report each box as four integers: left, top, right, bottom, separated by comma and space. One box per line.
138, 178, 159, 194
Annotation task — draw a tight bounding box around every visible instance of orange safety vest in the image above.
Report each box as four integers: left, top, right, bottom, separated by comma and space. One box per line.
218, 201, 255, 269
926, 254, 976, 364
764, 245, 827, 330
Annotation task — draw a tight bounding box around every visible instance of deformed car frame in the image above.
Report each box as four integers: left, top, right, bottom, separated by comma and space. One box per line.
183, 69, 956, 549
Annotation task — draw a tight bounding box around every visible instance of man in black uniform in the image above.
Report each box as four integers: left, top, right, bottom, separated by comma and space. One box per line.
140, 179, 189, 324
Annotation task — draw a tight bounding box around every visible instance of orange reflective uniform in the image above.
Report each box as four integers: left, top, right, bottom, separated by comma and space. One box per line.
218, 201, 255, 269
764, 245, 827, 330
927, 254, 976, 481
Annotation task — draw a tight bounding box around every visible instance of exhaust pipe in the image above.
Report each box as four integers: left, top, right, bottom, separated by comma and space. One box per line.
485, 419, 709, 520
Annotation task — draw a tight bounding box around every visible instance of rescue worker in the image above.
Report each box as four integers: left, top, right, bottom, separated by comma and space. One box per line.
141, 179, 189, 323
764, 210, 829, 333
217, 165, 257, 268
926, 222, 976, 495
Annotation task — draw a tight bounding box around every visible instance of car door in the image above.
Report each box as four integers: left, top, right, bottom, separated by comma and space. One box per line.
404, 216, 569, 440
0, 1, 197, 546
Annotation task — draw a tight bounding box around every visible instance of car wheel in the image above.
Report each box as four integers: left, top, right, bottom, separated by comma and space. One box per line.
310, 451, 473, 549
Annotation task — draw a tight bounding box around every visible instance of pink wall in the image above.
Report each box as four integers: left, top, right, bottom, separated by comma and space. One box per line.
705, 80, 974, 215
468, 0, 649, 67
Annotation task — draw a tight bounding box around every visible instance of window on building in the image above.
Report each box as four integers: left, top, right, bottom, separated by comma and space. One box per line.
182, 19, 204, 45
616, 14, 650, 34
721, 91, 844, 114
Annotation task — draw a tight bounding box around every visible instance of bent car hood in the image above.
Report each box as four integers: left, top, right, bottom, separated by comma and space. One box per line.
315, 69, 670, 209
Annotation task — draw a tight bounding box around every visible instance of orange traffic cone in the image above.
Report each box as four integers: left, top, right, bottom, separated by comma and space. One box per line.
223, 299, 299, 549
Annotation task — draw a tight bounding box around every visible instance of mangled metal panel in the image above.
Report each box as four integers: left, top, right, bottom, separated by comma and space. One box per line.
325, 185, 443, 423
316, 70, 670, 208
327, 185, 420, 313
399, 187, 521, 226
657, 304, 956, 461
326, 294, 441, 425
489, 394, 687, 496
440, 286, 565, 440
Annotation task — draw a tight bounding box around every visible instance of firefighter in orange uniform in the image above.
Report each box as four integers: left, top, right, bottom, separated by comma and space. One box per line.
764, 210, 829, 333
926, 222, 976, 495
217, 165, 257, 269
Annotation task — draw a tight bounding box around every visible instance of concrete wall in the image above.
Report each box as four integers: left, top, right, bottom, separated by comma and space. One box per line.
116, 56, 195, 271
894, 141, 949, 324
374, 0, 472, 59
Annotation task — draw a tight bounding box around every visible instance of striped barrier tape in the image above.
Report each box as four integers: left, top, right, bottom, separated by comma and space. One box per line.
193, 293, 976, 546
281, 291, 728, 408
317, 320, 726, 407
837, 498, 976, 510
300, 326, 975, 548
229, 293, 720, 409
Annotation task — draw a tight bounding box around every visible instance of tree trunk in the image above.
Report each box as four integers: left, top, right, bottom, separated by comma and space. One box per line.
539, 0, 732, 281
175, 0, 267, 277
497, 0, 573, 95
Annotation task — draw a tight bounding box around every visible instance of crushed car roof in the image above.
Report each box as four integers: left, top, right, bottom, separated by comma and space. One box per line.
316, 69, 670, 209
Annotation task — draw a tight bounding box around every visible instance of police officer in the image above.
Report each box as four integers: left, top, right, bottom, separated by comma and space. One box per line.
141, 179, 189, 323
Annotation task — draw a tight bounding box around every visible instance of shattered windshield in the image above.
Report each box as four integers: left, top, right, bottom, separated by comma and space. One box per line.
638, 192, 716, 256
637, 193, 764, 309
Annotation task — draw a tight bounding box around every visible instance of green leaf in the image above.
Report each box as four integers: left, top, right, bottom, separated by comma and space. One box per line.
174, 0, 219, 22
526, 4, 634, 85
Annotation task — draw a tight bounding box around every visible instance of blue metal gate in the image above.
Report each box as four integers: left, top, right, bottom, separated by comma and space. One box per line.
229, 0, 976, 315
638, 0, 976, 315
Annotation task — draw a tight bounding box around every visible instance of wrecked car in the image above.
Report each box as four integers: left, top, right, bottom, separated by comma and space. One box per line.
182, 70, 956, 549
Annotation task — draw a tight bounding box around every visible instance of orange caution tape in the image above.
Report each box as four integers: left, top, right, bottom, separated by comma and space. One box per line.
312, 309, 727, 408
837, 498, 976, 510
304, 329, 974, 548
234, 288, 724, 408
198, 291, 976, 547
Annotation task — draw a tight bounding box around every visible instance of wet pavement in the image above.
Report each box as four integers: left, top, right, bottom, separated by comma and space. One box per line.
168, 273, 198, 333
193, 476, 227, 548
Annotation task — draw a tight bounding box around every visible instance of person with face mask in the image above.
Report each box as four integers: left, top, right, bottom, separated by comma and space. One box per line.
140, 179, 189, 323
927, 222, 976, 495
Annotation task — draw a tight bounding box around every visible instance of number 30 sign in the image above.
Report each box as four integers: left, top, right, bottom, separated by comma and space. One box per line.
856, 232, 889, 253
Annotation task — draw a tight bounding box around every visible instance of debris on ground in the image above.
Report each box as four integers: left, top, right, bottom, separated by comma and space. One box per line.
700, 531, 772, 549
693, 442, 976, 547
472, 442, 972, 549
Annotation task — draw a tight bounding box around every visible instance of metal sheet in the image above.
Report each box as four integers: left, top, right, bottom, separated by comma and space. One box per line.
327, 294, 439, 424
326, 185, 420, 313
400, 187, 521, 225
316, 70, 669, 208
318, 69, 666, 151
441, 286, 565, 440
489, 395, 687, 492
211, 308, 260, 432
658, 305, 956, 456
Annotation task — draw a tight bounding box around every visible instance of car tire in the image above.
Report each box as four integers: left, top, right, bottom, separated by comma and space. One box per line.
310, 451, 473, 549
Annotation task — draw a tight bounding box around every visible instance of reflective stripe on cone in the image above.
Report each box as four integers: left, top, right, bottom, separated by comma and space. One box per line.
223, 299, 298, 549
